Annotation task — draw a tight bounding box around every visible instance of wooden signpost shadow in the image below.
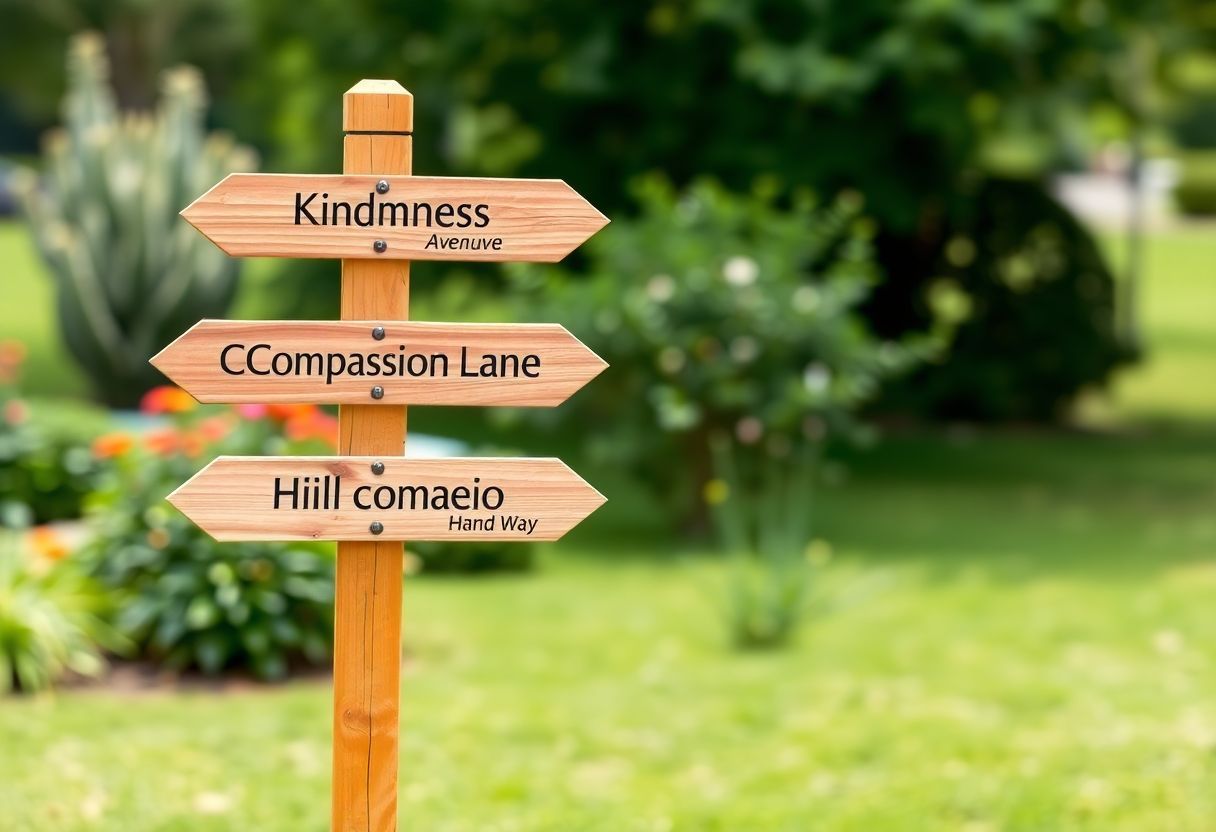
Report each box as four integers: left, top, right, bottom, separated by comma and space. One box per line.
163, 78, 608, 831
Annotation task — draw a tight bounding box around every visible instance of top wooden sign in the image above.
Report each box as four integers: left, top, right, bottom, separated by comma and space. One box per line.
181, 174, 608, 262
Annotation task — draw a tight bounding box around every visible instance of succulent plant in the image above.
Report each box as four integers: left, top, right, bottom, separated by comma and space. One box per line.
16, 33, 255, 407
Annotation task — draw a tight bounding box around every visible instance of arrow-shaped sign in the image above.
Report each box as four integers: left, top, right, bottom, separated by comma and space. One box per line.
168, 456, 605, 542
151, 319, 607, 406
181, 174, 608, 262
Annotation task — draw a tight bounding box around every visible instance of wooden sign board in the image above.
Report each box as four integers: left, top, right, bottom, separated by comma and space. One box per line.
168, 456, 606, 542
181, 173, 608, 262
151, 319, 607, 406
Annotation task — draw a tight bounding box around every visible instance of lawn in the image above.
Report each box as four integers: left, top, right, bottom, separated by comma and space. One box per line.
1, 222, 1215, 830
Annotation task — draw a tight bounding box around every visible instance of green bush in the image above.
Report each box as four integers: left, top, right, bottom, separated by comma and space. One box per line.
508, 177, 931, 525
408, 540, 533, 575
1174, 152, 1216, 217
0, 342, 108, 526
0, 527, 124, 694
710, 436, 819, 650
81, 394, 337, 680
15, 34, 255, 407
869, 178, 1129, 421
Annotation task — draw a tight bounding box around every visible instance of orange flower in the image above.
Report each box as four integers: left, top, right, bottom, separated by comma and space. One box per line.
179, 430, 206, 458
0, 340, 25, 383
286, 410, 339, 447
140, 385, 197, 415
143, 427, 181, 456
28, 526, 69, 561
4, 399, 29, 425
197, 415, 234, 442
92, 431, 134, 459
266, 403, 316, 423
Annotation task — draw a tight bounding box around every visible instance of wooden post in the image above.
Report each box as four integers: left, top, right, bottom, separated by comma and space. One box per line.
333, 79, 412, 832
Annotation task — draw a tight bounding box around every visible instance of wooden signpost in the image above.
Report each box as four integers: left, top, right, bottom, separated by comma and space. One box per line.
169, 456, 604, 542
159, 79, 608, 831
151, 319, 606, 406
181, 173, 608, 261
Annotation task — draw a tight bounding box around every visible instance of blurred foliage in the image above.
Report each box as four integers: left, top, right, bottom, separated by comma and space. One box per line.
1174, 151, 1216, 215
15, 35, 255, 407
1, 1, 1213, 419
710, 435, 819, 650
80, 393, 336, 680
871, 178, 1127, 421
408, 539, 533, 575
508, 177, 931, 524
0, 527, 124, 694
0, 341, 107, 526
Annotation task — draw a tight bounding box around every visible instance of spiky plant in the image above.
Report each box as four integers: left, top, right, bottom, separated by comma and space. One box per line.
16, 33, 255, 406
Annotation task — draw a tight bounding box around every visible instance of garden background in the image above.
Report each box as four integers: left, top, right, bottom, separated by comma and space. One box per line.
1, 1, 1215, 829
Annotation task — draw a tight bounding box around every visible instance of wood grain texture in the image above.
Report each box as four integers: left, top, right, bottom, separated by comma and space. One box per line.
333, 82, 411, 832
180, 173, 608, 262
151, 319, 607, 406
166, 455, 606, 542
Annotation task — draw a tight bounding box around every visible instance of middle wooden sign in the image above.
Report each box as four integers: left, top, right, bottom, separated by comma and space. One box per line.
152, 319, 607, 406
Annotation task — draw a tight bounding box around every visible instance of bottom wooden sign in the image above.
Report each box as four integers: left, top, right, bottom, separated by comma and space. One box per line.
168, 456, 605, 542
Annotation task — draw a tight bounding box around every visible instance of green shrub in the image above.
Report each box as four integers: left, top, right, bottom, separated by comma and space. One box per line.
0, 527, 124, 694
80, 393, 336, 680
508, 177, 931, 526
408, 540, 534, 575
1174, 153, 1216, 217
15, 34, 255, 407
870, 177, 1130, 421
0, 341, 108, 526
710, 435, 819, 650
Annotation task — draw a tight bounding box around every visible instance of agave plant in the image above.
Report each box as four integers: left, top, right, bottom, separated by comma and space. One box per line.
16, 33, 255, 406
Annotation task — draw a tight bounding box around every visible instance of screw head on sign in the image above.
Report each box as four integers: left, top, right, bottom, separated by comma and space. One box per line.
370, 385, 384, 400
372, 326, 386, 340
370, 521, 384, 535
373, 239, 387, 254
371, 461, 385, 475
376, 179, 390, 195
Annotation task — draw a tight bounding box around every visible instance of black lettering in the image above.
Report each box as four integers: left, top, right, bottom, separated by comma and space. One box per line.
522, 354, 540, 378
354, 193, 375, 227
220, 343, 244, 375
435, 203, 455, 228
483, 486, 504, 510
474, 204, 491, 227
247, 344, 271, 375
353, 485, 371, 510
295, 193, 319, 225
273, 477, 298, 509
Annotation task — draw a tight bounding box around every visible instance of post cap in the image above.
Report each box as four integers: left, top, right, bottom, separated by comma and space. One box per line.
343, 79, 413, 133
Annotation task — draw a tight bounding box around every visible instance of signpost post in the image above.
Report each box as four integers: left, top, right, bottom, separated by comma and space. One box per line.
160, 78, 608, 831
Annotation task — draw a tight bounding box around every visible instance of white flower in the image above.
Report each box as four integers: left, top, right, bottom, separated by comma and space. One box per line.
735, 417, 764, 444
729, 336, 758, 363
657, 347, 685, 375
803, 363, 831, 394
722, 256, 758, 287
647, 274, 676, 303
793, 285, 820, 313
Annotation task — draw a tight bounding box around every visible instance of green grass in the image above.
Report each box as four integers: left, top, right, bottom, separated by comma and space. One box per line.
1, 222, 1215, 828
3, 463, 1216, 831
1093, 229, 1216, 423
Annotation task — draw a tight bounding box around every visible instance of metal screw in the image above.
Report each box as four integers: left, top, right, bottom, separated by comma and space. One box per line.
370, 385, 384, 400
373, 239, 387, 254
369, 521, 384, 536
371, 461, 385, 475
372, 326, 385, 340
376, 179, 390, 194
